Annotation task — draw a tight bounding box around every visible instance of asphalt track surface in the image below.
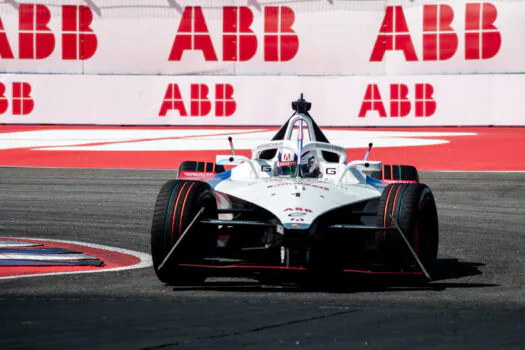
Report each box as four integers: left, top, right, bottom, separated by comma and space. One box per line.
0, 168, 523, 350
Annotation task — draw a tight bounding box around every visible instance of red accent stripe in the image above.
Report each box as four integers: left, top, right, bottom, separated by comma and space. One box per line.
342, 269, 423, 275
178, 182, 196, 238
170, 182, 188, 245
179, 263, 306, 271
390, 185, 404, 226
382, 185, 396, 238
178, 263, 423, 275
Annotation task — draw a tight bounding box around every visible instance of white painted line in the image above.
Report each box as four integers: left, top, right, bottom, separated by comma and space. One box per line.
0, 240, 42, 248
0, 253, 97, 261
0, 237, 153, 281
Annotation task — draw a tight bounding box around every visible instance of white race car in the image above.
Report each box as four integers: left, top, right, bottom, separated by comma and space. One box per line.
151, 95, 439, 286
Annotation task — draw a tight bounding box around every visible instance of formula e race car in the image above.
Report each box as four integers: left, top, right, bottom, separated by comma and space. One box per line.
150, 95, 439, 286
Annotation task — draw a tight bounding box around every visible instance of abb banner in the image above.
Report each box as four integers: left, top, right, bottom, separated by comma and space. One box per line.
0, 0, 524, 75
1, 74, 524, 126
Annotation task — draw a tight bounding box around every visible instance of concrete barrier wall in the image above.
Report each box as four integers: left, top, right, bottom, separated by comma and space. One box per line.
0, 0, 523, 126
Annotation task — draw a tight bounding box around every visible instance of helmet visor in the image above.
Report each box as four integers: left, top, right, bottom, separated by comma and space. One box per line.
277, 161, 298, 176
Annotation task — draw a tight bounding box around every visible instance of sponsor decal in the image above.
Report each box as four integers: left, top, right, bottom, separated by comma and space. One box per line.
284, 207, 313, 213
278, 161, 297, 167
288, 212, 307, 217
290, 217, 304, 222
0, 5, 97, 60
281, 152, 292, 161
258, 141, 284, 150
0, 82, 34, 115
179, 171, 217, 178
267, 183, 329, 191
370, 4, 501, 62
260, 165, 272, 172
359, 84, 436, 118
159, 83, 236, 117
382, 179, 418, 184
168, 6, 299, 62
326, 168, 337, 175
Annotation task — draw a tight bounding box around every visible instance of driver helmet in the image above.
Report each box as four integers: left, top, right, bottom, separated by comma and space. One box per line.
275, 151, 298, 176
300, 150, 321, 178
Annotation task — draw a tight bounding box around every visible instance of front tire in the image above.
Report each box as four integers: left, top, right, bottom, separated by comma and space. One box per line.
376, 183, 439, 273
151, 180, 217, 285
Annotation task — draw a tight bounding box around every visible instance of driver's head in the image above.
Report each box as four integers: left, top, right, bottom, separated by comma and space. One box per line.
275, 151, 298, 176
300, 150, 321, 178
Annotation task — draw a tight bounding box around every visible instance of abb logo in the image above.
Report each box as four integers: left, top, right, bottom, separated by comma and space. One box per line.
282, 152, 292, 161
359, 84, 436, 118
0, 4, 97, 60
0, 82, 34, 115
159, 84, 236, 117
370, 4, 501, 61
283, 208, 313, 213
169, 6, 298, 62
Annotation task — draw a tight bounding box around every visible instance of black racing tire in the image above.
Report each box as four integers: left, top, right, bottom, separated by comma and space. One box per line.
376, 183, 439, 273
179, 161, 225, 174
370, 164, 419, 183
151, 179, 218, 285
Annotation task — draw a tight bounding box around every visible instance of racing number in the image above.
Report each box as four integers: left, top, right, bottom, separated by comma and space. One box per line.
261, 165, 272, 172
326, 168, 337, 175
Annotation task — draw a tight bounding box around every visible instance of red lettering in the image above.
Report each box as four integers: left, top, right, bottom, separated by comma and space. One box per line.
359, 84, 387, 118
159, 84, 188, 117
19, 4, 55, 59
223, 7, 257, 61
169, 7, 218, 61
264, 7, 299, 61
215, 84, 236, 117
190, 84, 211, 117
12, 82, 34, 115
423, 5, 458, 61
390, 84, 411, 117
370, 6, 417, 62
0, 83, 7, 114
0, 18, 14, 59
62, 6, 97, 60
465, 3, 501, 60
415, 83, 436, 117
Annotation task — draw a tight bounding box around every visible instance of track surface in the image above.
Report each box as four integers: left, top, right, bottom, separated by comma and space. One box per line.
0, 168, 524, 349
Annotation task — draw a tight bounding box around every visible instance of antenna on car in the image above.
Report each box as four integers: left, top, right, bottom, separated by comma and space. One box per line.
364, 143, 373, 161
228, 136, 236, 156
292, 93, 311, 114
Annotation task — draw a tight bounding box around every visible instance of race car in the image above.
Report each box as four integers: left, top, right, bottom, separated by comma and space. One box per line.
150, 95, 439, 286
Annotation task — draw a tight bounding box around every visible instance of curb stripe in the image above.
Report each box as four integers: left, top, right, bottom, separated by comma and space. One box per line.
0, 237, 152, 280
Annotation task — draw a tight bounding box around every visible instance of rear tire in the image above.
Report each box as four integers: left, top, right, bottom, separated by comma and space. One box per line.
376, 183, 439, 273
151, 180, 218, 285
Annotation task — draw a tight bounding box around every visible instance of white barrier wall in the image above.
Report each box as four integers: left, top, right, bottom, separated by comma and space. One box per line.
1, 74, 524, 126
0, 0, 523, 75
0, 0, 524, 126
